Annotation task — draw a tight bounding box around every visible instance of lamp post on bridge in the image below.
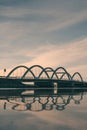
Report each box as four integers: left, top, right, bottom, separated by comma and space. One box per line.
4, 68, 6, 77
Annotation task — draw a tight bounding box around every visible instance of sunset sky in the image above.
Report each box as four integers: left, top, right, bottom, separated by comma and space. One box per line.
0, 0, 87, 79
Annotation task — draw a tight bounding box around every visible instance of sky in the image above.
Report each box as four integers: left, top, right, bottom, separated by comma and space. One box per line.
0, 0, 87, 79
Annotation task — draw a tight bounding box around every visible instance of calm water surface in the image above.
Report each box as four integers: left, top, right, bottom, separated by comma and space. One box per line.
0, 91, 87, 130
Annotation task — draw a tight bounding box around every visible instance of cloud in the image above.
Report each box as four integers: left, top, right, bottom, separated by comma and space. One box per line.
24, 38, 87, 76
0, 1, 87, 81
0, 0, 87, 33
0, 38, 87, 81
0, 0, 87, 47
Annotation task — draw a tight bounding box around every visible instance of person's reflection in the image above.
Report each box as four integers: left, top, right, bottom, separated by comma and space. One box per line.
26, 103, 31, 110
4, 102, 7, 110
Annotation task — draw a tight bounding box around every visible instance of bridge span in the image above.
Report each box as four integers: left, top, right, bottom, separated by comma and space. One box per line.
0, 65, 87, 95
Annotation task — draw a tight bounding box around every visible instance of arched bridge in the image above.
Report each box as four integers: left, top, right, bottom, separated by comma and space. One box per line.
6, 65, 83, 81
0, 65, 87, 96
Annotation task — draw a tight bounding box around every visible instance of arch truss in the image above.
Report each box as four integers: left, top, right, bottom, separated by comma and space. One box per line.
6, 65, 83, 81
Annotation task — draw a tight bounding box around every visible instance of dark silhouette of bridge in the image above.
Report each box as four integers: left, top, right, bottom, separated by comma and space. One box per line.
0, 65, 87, 113
0, 65, 87, 95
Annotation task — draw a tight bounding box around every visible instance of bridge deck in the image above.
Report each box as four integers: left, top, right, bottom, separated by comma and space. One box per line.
0, 77, 87, 88
0, 77, 87, 96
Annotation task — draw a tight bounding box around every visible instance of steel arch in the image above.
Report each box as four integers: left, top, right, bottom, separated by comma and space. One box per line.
6, 65, 84, 82
6, 65, 29, 78
71, 72, 83, 82
38, 67, 58, 79
51, 67, 71, 80
21, 65, 50, 79
60, 72, 71, 80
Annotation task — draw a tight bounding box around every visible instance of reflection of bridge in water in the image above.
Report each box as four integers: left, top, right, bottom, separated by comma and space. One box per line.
0, 65, 87, 94
0, 90, 85, 111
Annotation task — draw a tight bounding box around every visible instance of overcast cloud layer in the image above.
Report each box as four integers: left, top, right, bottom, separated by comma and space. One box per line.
0, 0, 87, 79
